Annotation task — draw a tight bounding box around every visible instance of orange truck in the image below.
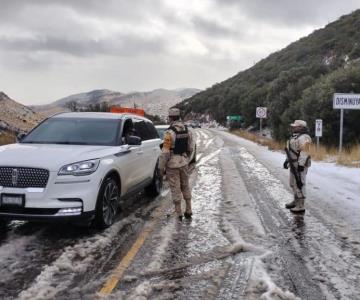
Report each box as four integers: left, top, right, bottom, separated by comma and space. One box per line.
110, 106, 145, 117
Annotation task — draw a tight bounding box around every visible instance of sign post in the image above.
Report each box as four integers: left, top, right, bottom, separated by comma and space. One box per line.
333, 93, 360, 152
339, 109, 344, 152
256, 107, 267, 136
315, 119, 322, 150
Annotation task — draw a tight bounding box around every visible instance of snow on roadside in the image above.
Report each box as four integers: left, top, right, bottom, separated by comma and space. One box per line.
145, 219, 177, 273
216, 130, 360, 298
218, 147, 299, 300
18, 216, 141, 300
0, 231, 41, 282
194, 138, 299, 299
216, 130, 360, 230
246, 256, 300, 300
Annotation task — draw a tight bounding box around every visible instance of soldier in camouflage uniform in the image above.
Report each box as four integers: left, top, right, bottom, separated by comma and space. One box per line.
159, 108, 194, 221
283, 120, 312, 213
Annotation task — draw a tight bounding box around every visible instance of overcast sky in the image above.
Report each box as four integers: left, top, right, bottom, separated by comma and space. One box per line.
0, 0, 359, 105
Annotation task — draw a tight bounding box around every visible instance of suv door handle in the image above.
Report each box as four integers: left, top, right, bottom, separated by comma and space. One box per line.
136, 151, 144, 155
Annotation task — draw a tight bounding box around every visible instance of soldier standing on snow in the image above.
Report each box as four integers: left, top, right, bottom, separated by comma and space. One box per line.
159, 108, 194, 221
283, 120, 312, 213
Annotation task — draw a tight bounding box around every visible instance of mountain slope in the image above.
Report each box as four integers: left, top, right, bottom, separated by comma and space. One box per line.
33, 88, 201, 119
0, 92, 43, 133
178, 9, 360, 145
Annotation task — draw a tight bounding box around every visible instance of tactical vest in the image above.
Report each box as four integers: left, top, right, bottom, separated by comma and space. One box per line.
169, 125, 189, 155
288, 133, 312, 166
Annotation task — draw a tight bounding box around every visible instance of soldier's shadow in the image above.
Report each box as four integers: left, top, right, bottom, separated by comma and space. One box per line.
291, 214, 306, 244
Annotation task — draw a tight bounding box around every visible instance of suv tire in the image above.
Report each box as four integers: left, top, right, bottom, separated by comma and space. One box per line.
0, 219, 8, 229
145, 163, 163, 197
95, 176, 120, 229
190, 145, 197, 164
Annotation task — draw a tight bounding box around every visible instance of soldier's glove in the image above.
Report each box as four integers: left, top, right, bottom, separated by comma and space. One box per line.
283, 160, 289, 169
298, 165, 305, 172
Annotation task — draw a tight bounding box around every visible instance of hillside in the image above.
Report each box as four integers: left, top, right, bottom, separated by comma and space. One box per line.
0, 92, 43, 133
33, 88, 201, 119
178, 9, 360, 146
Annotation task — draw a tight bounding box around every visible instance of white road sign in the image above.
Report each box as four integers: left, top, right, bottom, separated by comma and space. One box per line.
333, 93, 360, 110
256, 107, 267, 118
315, 119, 322, 137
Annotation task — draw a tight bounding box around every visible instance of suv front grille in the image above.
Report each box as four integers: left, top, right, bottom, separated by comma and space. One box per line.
0, 167, 49, 188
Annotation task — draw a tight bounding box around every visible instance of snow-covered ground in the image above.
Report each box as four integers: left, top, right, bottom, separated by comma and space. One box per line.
1, 128, 359, 299
218, 131, 360, 232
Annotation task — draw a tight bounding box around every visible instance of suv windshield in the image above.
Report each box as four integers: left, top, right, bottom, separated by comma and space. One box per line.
21, 118, 121, 146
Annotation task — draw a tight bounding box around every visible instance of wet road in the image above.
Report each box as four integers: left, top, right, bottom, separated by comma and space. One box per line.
1, 129, 359, 299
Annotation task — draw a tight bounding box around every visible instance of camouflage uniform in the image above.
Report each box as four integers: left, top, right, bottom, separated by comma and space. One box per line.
285, 120, 312, 213
159, 112, 194, 219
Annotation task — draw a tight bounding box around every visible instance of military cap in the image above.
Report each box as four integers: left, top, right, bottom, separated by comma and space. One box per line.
290, 120, 307, 127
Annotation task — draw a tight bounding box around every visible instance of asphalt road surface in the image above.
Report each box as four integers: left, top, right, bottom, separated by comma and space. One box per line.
1, 129, 359, 300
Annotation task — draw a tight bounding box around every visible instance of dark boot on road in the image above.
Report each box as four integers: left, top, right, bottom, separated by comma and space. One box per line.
184, 212, 192, 219
285, 197, 297, 209
290, 198, 305, 213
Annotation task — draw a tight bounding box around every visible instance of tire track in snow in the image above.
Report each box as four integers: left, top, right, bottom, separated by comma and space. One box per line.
232, 145, 360, 299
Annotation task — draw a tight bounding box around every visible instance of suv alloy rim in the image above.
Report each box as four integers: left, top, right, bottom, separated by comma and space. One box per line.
102, 180, 119, 226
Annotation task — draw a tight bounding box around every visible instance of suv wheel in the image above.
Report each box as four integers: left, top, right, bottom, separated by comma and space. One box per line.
95, 177, 120, 229
0, 219, 8, 229
190, 145, 197, 164
145, 163, 163, 197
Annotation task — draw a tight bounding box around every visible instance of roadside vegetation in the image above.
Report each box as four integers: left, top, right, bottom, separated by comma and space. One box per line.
231, 129, 360, 168
0, 131, 16, 146
178, 10, 360, 148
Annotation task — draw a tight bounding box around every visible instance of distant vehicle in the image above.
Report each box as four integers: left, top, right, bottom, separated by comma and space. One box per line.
0, 112, 162, 228
155, 125, 197, 164
190, 122, 201, 128
155, 124, 169, 140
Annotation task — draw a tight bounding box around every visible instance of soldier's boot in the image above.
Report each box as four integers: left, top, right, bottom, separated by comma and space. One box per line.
290, 197, 305, 213
285, 196, 297, 209
184, 198, 192, 219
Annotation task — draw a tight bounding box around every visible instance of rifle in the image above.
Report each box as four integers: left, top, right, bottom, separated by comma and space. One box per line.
284, 147, 303, 193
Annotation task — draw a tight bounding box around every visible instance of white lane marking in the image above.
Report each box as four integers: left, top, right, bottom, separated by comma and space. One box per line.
196, 153, 203, 161
204, 138, 215, 150
196, 149, 221, 167
199, 130, 209, 140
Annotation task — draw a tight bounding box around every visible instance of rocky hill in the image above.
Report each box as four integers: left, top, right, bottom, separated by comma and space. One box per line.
0, 92, 43, 134
33, 88, 201, 119
178, 9, 360, 145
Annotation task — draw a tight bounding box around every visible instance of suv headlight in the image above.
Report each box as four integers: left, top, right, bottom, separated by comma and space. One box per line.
58, 159, 100, 176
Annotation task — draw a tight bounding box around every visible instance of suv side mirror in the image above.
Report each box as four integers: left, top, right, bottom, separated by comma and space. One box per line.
127, 135, 142, 146
17, 133, 26, 142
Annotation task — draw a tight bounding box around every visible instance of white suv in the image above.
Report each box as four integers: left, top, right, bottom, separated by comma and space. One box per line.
0, 112, 162, 228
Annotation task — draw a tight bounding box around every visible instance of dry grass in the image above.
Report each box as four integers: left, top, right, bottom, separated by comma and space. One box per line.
232, 129, 285, 151
0, 131, 16, 145
337, 144, 360, 167
231, 129, 360, 168
308, 144, 337, 161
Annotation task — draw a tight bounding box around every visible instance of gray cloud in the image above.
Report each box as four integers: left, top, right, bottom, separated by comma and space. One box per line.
0, 0, 359, 104
0, 34, 165, 57
213, 0, 360, 26
191, 16, 240, 38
